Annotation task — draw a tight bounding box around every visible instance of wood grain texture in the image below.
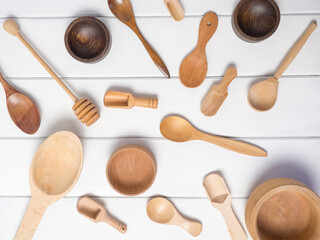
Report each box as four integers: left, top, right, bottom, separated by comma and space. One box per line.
164, 0, 185, 21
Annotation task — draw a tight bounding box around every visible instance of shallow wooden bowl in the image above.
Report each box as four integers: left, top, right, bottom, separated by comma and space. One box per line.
106, 145, 157, 196
246, 178, 320, 240
232, 0, 280, 42
65, 16, 111, 63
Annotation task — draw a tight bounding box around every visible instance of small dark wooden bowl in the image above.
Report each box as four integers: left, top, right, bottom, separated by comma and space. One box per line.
65, 16, 111, 63
232, 0, 280, 42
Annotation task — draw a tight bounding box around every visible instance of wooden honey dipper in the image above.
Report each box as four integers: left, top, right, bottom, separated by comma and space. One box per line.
3, 20, 100, 126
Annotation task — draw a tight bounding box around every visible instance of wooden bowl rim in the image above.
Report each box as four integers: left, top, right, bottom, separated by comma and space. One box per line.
232, 0, 281, 42
106, 145, 157, 196
64, 16, 111, 63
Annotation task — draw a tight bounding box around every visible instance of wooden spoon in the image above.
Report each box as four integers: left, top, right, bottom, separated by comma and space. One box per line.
104, 91, 158, 109
77, 196, 127, 233
201, 67, 237, 116
203, 173, 247, 240
164, 0, 185, 21
108, 0, 170, 78
15, 131, 83, 240
0, 72, 40, 134
248, 21, 317, 111
179, 12, 218, 88
147, 197, 202, 236
160, 116, 267, 157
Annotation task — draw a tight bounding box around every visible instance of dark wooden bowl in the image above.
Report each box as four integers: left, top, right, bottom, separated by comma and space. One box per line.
65, 16, 111, 63
232, 0, 280, 42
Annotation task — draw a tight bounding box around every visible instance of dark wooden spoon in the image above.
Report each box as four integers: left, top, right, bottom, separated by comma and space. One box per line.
0, 72, 40, 134
108, 0, 170, 78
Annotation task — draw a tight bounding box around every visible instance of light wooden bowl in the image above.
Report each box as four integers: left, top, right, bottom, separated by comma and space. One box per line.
245, 178, 320, 240
106, 145, 157, 196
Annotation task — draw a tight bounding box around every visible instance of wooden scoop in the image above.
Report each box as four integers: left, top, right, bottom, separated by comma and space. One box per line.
3, 20, 100, 126
108, 0, 170, 78
77, 196, 127, 233
248, 21, 317, 111
15, 131, 83, 240
160, 116, 267, 157
147, 197, 202, 236
104, 91, 158, 109
201, 67, 237, 116
179, 12, 218, 88
164, 0, 185, 21
203, 173, 247, 240
0, 72, 40, 134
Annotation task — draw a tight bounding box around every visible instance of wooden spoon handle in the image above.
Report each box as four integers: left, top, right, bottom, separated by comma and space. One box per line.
274, 21, 317, 80
102, 215, 127, 234
218, 67, 238, 90
0, 72, 16, 96
134, 97, 158, 109
196, 11, 218, 50
178, 217, 202, 237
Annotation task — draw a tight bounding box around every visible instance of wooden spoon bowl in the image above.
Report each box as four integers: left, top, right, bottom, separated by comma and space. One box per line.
72, 98, 100, 126
232, 0, 280, 42
65, 16, 111, 63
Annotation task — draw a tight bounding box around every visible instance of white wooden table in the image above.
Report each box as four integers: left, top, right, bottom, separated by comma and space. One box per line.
0, 0, 320, 239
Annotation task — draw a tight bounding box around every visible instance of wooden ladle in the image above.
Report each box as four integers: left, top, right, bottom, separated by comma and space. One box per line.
248, 21, 317, 111
15, 131, 83, 240
179, 12, 218, 88
147, 197, 202, 236
160, 116, 267, 157
108, 0, 170, 78
0, 72, 40, 134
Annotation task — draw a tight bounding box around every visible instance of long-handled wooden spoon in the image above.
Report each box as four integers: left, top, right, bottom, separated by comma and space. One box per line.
248, 21, 317, 111
3, 20, 100, 126
160, 116, 267, 157
147, 197, 202, 237
164, 0, 185, 21
201, 67, 237, 116
15, 131, 83, 240
204, 173, 247, 240
0, 72, 40, 134
77, 196, 127, 233
108, 0, 170, 78
179, 11, 218, 88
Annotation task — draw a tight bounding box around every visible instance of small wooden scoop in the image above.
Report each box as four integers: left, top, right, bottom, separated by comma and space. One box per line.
164, 0, 185, 21
147, 197, 202, 236
104, 91, 158, 109
201, 67, 237, 116
203, 173, 247, 240
77, 196, 127, 233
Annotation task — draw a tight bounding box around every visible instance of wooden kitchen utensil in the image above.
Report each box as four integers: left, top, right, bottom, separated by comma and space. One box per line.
0, 72, 40, 134
248, 21, 317, 111
164, 0, 185, 21
201, 67, 237, 116
15, 131, 83, 240
246, 178, 320, 240
108, 0, 170, 78
3, 20, 100, 126
179, 11, 218, 88
147, 197, 202, 237
203, 173, 247, 240
160, 116, 267, 157
77, 196, 127, 233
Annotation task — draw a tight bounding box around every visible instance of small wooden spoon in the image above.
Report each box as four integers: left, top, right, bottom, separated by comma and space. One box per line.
248, 21, 317, 111
160, 116, 267, 157
15, 131, 83, 240
77, 196, 127, 233
164, 0, 185, 21
147, 197, 202, 236
108, 0, 170, 78
179, 12, 218, 88
201, 67, 237, 116
0, 72, 40, 134
203, 173, 247, 240
104, 91, 158, 109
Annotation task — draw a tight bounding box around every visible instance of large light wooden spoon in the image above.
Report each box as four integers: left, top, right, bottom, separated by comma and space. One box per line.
160, 116, 267, 157
15, 131, 83, 240
248, 21, 317, 111
0, 72, 40, 134
108, 0, 170, 78
147, 197, 202, 236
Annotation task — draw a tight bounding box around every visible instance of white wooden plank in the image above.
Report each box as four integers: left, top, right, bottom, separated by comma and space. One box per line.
0, 0, 319, 18
0, 77, 320, 138
0, 15, 319, 78
0, 138, 319, 198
